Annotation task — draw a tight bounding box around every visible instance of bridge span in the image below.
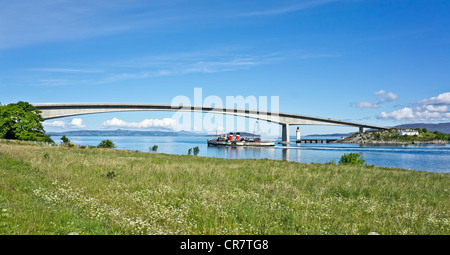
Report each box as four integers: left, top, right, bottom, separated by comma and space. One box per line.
33, 103, 388, 144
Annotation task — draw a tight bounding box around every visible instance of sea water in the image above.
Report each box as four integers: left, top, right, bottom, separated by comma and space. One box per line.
51, 135, 450, 173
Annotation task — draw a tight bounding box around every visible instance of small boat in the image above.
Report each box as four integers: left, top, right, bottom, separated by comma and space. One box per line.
207, 132, 275, 147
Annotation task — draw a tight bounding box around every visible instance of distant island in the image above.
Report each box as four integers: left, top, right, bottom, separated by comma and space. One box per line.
335, 128, 449, 144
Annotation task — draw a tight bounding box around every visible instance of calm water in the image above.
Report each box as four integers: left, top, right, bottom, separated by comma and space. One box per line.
51, 135, 450, 173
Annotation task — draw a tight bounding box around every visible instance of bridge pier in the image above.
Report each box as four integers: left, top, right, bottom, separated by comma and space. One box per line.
359, 127, 366, 133
279, 123, 293, 144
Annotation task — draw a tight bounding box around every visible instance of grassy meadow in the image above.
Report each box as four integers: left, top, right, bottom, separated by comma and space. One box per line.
0, 141, 449, 235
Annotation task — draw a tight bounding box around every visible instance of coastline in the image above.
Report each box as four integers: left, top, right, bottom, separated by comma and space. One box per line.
333, 129, 449, 145
334, 139, 448, 145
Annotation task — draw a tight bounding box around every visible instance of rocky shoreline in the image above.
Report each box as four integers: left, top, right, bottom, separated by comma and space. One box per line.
333, 139, 448, 145
333, 130, 449, 145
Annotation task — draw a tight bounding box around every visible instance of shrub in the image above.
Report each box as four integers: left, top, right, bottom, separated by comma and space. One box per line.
150, 145, 158, 152
105, 171, 117, 179
435, 133, 448, 141
188, 146, 199, 156
60, 135, 70, 145
339, 153, 366, 165
193, 146, 200, 156
97, 140, 116, 149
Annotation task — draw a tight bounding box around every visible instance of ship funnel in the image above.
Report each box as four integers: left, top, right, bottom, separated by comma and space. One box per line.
236, 132, 240, 140
229, 132, 233, 141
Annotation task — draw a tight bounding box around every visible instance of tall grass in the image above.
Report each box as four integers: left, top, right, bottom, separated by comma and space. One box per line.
0, 141, 449, 235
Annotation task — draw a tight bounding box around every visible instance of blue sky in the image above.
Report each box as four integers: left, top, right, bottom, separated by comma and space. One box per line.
1, 0, 449, 136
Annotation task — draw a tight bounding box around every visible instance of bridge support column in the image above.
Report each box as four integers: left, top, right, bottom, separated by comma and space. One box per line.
359, 127, 365, 133
279, 124, 293, 144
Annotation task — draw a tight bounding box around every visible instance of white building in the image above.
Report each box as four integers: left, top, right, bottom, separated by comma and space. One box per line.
397, 129, 419, 136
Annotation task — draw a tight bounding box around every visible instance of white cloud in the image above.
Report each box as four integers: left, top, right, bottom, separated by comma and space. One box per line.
375, 92, 450, 122
70, 118, 86, 129
415, 110, 442, 120
373, 90, 386, 95
377, 107, 415, 121
355, 102, 380, 109
43, 118, 86, 129
354, 89, 398, 109
422, 105, 448, 112
377, 106, 450, 122
43, 120, 66, 128
374, 90, 399, 103
102, 117, 180, 130
418, 92, 450, 105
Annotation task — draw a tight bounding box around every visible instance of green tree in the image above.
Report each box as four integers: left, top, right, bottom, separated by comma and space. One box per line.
422, 128, 428, 133
97, 140, 116, 149
150, 145, 158, 152
0, 101, 53, 143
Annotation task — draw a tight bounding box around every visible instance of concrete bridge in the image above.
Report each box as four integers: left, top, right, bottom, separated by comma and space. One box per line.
33, 103, 388, 144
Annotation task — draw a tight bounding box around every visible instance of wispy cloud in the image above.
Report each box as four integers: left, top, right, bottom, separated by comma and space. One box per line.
354, 102, 380, 109
374, 90, 399, 103
236, 0, 339, 17
0, 0, 345, 49
21, 48, 339, 86
97, 50, 284, 83
352, 90, 399, 109
0, 1, 184, 49
29, 68, 103, 73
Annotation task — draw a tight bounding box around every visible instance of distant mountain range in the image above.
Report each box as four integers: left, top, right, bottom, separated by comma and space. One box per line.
393, 122, 450, 133
48, 129, 260, 137
48, 129, 201, 137
48, 123, 449, 137
306, 122, 450, 137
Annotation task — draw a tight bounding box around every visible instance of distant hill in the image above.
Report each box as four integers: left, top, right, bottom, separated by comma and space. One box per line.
205, 132, 260, 137
47, 123, 450, 137
305, 132, 355, 137
48, 129, 260, 137
306, 122, 450, 137
48, 129, 203, 137
393, 122, 450, 134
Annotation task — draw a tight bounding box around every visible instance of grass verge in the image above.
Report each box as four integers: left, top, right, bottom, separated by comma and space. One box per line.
0, 141, 448, 235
